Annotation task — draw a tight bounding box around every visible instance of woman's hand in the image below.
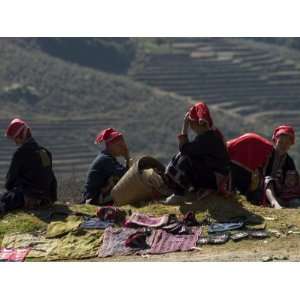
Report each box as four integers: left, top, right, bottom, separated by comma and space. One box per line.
272, 202, 282, 209
182, 112, 190, 135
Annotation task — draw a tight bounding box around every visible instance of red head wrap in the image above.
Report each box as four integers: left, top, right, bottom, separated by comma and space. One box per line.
5, 118, 31, 140
188, 101, 213, 128
272, 125, 295, 145
95, 128, 123, 145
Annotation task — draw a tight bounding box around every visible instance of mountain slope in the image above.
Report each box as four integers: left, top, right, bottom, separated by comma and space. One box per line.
0, 38, 251, 186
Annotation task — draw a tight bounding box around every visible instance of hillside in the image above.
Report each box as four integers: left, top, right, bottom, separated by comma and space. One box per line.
130, 37, 300, 166
0, 38, 250, 194
5, 37, 136, 74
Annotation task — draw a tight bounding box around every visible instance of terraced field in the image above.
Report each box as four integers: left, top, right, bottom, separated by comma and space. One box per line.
130, 38, 300, 159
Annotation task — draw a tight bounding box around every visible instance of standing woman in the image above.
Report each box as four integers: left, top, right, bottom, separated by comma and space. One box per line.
227, 125, 297, 208
163, 102, 230, 204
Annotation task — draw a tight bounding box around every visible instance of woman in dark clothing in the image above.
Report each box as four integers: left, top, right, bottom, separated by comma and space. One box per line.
164, 102, 230, 204
227, 125, 297, 208
83, 128, 132, 205
0, 119, 57, 214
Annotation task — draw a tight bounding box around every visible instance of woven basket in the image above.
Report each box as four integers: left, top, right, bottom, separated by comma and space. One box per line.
111, 156, 166, 206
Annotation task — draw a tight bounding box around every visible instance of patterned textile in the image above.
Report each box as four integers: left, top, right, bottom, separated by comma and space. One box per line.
80, 217, 113, 229
124, 213, 170, 228
146, 228, 201, 254
0, 248, 30, 262
98, 227, 141, 257
165, 153, 194, 191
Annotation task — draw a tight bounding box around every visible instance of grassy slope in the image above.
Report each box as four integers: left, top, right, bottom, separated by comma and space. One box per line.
2, 196, 300, 261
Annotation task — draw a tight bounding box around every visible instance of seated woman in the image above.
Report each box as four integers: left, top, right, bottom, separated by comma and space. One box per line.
82, 128, 132, 205
227, 125, 297, 208
265, 170, 300, 209
0, 118, 57, 214
163, 102, 230, 204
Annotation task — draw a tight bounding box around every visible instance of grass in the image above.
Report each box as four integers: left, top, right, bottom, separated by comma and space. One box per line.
1, 192, 300, 261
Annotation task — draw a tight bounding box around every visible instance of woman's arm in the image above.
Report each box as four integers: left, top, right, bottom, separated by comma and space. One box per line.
177, 112, 190, 148
265, 182, 282, 209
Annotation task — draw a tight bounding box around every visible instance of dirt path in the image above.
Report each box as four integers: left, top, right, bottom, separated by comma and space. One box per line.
91, 236, 300, 262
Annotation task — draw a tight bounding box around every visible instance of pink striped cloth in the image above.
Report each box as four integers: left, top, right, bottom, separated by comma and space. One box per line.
98, 227, 142, 257
0, 248, 31, 262
124, 213, 170, 228
146, 228, 201, 254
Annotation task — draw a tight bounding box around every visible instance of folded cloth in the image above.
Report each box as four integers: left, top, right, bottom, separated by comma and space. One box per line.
125, 228, 151, 250
161, 222, 191, 235
208, 222, 244, 233
99, 227, 143, 257
146, 227, 201, 254
124, 213, 170, 228
80, 217, 113, 229
96, 206, 127, 224
182, 211, 200, 226
0, 248, 31, 262
46, 215, 83, 238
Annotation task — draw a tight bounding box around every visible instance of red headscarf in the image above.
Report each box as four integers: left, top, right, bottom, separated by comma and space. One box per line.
95, 128, 123, 145
188, 101, 213, 128
5, 118, 31, 140
227, 133, 273, 172
272, 125, 295, 145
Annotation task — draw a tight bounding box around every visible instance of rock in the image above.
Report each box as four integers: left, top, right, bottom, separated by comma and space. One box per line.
264, 216, 276, 221
273, 255, 289, 261
268, 229, 281, 238
262, 255, 273, 262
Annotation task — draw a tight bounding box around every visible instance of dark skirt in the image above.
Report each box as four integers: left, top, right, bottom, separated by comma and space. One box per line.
165, 153, 217, 194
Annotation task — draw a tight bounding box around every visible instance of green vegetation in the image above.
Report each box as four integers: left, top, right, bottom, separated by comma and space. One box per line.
247, 37, 300, 51
8, 38, 136, 74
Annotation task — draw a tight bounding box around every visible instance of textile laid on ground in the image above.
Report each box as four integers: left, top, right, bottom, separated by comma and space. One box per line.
125, 228, 151, 250
99, 226, 201, 257
208, 222, 244, 233
197, 232, 230, 245
124, 213, 170, 228
146, 228, 201, 254
99, 227, 143, 257
46, 215, 83, 238
1, 233, 59, 259
80, 217, 113, 229
96, 206, 127, 224
0, 248, 31, 262
2, 230, 102, 261
248, 230, 269, 239
231, 231, 249, 242
48, 230, 102, 260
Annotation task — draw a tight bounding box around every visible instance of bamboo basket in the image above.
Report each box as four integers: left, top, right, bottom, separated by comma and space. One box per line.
111, 156, 167, 206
